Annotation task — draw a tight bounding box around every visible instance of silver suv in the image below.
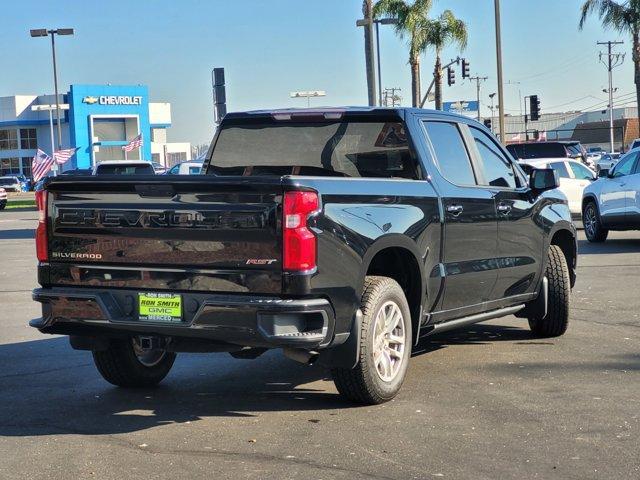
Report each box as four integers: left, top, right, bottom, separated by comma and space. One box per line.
582, 149, 640, 242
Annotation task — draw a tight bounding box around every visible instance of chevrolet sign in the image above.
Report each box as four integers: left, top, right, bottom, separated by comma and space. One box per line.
82, 95, 143, 106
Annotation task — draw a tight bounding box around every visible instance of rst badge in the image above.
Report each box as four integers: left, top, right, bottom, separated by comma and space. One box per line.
246, 259, 277, 265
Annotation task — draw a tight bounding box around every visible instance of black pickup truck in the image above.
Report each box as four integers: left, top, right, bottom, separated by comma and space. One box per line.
32, 108, 577, 404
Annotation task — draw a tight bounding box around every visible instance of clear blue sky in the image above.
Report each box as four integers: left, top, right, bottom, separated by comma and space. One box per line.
1, 0, 632, 145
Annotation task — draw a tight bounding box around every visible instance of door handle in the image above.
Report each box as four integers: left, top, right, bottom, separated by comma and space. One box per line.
497, 203, 512, 214
446, 204, 464, 216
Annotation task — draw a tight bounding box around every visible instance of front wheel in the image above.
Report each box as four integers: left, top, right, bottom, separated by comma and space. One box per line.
528, 245, 570, 337
92, 338, 176, 387
583, 201, 608, 242
331, 276, 412, 405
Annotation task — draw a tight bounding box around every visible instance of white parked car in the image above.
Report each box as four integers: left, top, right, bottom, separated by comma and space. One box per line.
165, 161, 203, 175
518, 158, 596, 218
0, 176, 22, 192
582, 149, 640, 242
151, 161, 168, 174
595, 152, 620, 173
93, 161, 155, 175
0, 187, 7, 209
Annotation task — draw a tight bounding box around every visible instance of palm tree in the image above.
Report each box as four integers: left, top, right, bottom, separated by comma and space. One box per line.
373, 0, 434, 107
579, 0, 640, 124
423, 10, 468, 110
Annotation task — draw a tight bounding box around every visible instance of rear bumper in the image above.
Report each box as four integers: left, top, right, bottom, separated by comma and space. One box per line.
31, 287, 337, 350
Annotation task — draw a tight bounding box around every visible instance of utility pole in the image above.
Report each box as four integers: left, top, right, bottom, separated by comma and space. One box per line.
598, 40, 624, 153
356, 0, 377, 106
494, 0, 506, 143
470, 76, 488, 122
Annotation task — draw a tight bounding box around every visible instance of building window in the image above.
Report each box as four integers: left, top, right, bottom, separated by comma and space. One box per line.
0, 130, 18, 151
21, 157, 32, 177
166, 152, 187, 166
19, 129, 37, 149
152, 153, 160, 163
0, 157, 20, 175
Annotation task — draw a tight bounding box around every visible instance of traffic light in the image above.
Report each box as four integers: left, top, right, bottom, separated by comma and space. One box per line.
461, 59, 470, 79
447, 67, 455, 87
212, 67, 227, 122
529, 95, 540, 121
483, 118, 492, 130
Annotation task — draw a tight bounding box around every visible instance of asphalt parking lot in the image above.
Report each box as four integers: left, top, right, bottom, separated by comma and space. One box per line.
0, 209, 638, 480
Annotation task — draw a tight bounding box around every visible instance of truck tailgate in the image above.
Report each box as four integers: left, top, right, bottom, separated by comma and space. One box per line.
43, 176, 283, 294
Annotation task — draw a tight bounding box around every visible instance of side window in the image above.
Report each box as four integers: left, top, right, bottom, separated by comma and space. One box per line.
612, 153, 637, 177
470, 127, 517, 188
569, 162, 595, 180
168, 165, 179, 175
423, 121, 476, 186
548, 161, 570, 179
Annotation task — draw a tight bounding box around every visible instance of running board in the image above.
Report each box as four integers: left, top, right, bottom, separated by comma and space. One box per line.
420, 304, 526, 337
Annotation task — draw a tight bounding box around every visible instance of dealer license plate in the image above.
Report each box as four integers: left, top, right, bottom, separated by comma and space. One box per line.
138, 293, 182, 322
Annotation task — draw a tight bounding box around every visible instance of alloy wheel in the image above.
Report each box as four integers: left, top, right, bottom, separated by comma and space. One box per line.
372, 301, 406, 382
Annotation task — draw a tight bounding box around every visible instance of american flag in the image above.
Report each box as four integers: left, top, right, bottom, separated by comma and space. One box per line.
122, 133, 143, 152
53, 147, 79, 165
32, 149, 54, 182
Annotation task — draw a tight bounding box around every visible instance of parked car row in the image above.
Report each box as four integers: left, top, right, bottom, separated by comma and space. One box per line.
33, 160, 204, 189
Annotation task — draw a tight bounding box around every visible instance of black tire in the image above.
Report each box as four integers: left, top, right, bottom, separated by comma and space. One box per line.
92, 338, 176, 388
528, 245, 570, 337
582, 200, 608, 243
331, 276, 412, 405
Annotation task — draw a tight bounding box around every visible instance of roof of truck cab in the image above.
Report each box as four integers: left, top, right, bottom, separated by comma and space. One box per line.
222, 107, 475, 123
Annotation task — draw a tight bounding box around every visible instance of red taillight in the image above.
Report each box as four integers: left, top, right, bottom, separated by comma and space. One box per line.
35, 190, 48, 262
283, 191, 319, 272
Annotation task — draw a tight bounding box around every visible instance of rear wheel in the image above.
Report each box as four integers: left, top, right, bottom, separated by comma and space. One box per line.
331, 276, 412, 405
528, 245, 570, 337
583, 201, 608, 242
92, 338, 176, 387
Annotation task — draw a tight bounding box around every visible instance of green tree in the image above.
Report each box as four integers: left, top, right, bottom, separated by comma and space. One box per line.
579, 0, 640, 123
423, 10, 468, 110
373, 0, 434, 107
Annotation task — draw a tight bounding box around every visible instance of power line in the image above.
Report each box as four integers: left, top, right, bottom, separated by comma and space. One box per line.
513, 52, 594, 83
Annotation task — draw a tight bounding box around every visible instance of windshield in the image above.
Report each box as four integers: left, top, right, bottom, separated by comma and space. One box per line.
207, 121, 419, 179
506, 143, 567, 159
0, 178, 17, 185
95, 164, 155, 175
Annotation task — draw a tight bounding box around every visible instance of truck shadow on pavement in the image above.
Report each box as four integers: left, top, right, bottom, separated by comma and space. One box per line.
578, 238, 640, 255
0, 228, 35, 240
0, 322, 619, 437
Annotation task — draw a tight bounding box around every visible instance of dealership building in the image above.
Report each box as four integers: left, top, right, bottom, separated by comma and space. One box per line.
0, 84, 191, 177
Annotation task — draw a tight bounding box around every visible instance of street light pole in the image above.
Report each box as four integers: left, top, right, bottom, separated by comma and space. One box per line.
50, 33, 62, 150
494, 0, 506, 143
30, 28, 74, 151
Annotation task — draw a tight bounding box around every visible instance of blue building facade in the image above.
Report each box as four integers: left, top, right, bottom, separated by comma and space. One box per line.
0, 84, 173, 176
68, 84, 153, 168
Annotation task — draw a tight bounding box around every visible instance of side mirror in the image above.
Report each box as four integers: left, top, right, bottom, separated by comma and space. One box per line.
530, 168, 559, 192
598, 168, 609, 178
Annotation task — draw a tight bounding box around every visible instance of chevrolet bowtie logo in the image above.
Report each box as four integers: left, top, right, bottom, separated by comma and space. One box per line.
82, 96, 99, 104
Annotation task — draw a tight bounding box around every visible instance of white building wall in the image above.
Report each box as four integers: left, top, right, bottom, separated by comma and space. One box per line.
149, 103, 171, 125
